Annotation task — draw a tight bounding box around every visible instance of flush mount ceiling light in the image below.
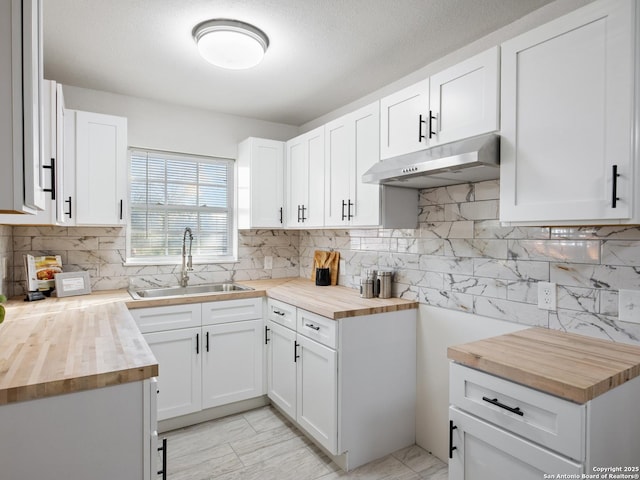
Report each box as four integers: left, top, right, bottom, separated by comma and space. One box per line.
192, 19, 269, 70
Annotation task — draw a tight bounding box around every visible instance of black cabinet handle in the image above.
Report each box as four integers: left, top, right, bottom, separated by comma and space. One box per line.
265, 325, 270, 344
418, 114, 426, 142
300, 204, 307, 222
119, 199, 123, 220
482, 396, 524, 416
612, 164, 620, 208
64, 196, 72, 218
206, 331, 209, 352
158, 437, 167, 479
347, 199, 354, 220
305, 323, 320, 331
428, 110, 436, 139
273, 309, 285, 316
341, 200, 347, 221
297, 205, 301, 223
294, 340, 300, 363
43, 158, 56, 200
196, 333, 199, 354
449, 420, 457, 459
279, 207, 283, 224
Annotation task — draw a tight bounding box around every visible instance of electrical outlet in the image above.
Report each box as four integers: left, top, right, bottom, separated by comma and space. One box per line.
619, 289, 640, 324
537, 281, 557, 311
264, 256, 273, 270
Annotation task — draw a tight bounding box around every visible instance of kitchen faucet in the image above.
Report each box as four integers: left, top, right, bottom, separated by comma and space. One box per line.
180, 227, 194, 287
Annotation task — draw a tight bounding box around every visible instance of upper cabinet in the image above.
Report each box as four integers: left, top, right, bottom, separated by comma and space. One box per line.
380, 79, 430, 160
65, 110, 128, 226
500, 0, 638, 224
286, 126, 325, 228
429, 47, 499, 146
0, 80, 67, 225
237, 137, 285, 229
380, 47, 500, 160
325, 101, 417, 228
0, 0, 48, 214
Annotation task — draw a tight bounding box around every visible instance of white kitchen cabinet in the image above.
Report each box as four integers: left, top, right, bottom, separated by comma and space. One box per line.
449, 362, 640, 479
237, 137, 285, 229
500, 0, 638, 224
265, 298, 416, 471
286, 126, 325, 228
0, 80, 68, 225
429, 47, 499, 146
380, 79, 430, 160
202, 319, 264, 409
0, 379, 159, 480
0, 0, 48, 214
325, 102, 381, 227
266, 320, 297, 419
64, 109, 128, 226
131, 298, 264, 421
144, 327, 202, 420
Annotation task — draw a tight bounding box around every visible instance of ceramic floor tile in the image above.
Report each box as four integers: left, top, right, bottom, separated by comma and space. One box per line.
160, 406, 448, 480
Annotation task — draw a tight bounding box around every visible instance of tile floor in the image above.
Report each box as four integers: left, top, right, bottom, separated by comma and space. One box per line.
161, 405, 448, 480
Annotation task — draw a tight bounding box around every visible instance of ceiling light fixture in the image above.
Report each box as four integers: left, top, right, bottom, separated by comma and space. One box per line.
192, 19, 269, 70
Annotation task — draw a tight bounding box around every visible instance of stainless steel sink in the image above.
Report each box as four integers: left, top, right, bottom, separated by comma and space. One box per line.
129, 283, 254, 300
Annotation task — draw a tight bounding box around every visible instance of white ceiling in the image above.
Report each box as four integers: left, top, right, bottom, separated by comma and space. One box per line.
43, 0, 555, 126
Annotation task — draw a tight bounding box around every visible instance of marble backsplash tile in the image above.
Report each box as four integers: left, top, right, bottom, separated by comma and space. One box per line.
299, 180, 640, 346
3, 178, 640, 346
9, 227, 299, 295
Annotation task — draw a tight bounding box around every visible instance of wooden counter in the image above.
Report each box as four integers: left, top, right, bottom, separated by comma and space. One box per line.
0, 278, 417, 405
448, 327, 640, 404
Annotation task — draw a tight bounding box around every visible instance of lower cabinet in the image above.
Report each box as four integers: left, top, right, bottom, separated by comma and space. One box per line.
265, 298, 416, 471
449, 362, 640, 478
130, 298, 264, 422
0, 379, 159, 480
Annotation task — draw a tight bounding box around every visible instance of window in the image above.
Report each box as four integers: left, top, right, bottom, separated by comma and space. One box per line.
127, 149, 236, 263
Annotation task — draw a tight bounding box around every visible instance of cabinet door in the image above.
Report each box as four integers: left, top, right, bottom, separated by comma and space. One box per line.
296, 334, 338, 454
449, 407, 582, 480
237, 138, 284, 229
500, 0, 635, 223
380, 79, 429, 159
324, 115, 351, 226
202, 319, 263, 409
144, 328, 202, 420
285, 127, 324, 228
430, 46, 499, 146
75, 111, 127, 225
350, 102, 381, 226
266, 320, 297, 419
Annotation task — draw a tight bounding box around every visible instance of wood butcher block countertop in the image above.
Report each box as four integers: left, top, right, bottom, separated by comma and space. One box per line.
448, 327, 640, 404
0, 278, 416, 405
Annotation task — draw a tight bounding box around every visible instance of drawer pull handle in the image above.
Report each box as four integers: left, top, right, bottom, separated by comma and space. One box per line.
158, 437, 167, 479
449, 420, 457, 459
305, 323, 320, 331
482, 396, 524, 416
294, 341, 300, 363
273, 309, 285, 316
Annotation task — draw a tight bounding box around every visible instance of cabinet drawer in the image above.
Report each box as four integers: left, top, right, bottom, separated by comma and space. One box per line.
450, 362, 585, 461
201, 298, 262, 325
129, 304, 201, 333
267, 298, 297, 329
296, 309, 337, 349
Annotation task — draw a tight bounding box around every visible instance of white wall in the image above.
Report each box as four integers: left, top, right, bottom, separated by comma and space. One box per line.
62, 85, 300, 159
417, 305, 526, 461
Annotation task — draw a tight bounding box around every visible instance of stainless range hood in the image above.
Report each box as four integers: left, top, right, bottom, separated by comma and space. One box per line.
363, 133, 499, 189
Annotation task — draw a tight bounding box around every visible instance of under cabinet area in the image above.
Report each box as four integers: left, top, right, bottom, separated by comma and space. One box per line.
265, 297, 416, 471
500, 0, 639, 225
129, 298, 264, 423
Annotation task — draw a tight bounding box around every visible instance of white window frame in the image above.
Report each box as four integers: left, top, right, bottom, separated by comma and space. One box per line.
125, 148, 237, 265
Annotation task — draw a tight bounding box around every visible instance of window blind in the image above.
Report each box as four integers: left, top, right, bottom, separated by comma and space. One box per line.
128, 149, 234, 261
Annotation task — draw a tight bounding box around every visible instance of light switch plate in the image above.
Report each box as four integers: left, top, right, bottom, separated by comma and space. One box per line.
619, 289, 640, 324
264, 256, 273, 270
